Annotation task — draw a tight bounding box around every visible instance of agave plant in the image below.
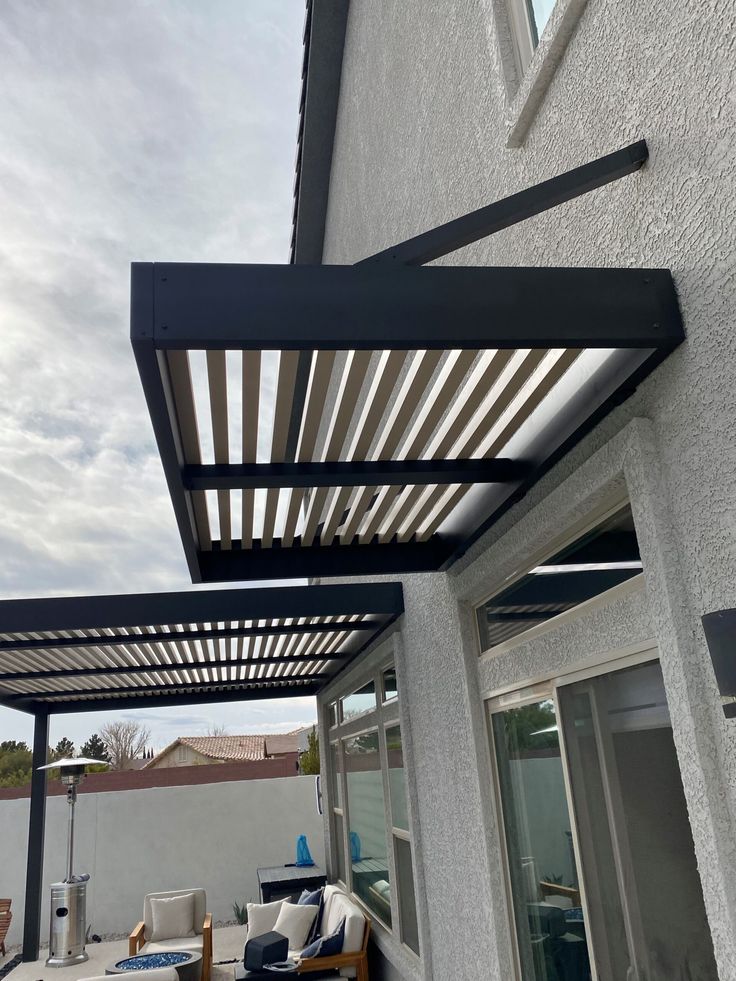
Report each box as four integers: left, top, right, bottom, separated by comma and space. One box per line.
232, 900, 248, 925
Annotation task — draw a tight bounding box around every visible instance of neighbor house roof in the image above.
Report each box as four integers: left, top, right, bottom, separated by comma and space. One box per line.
265, 732, 305, 756
146, 728, 308, 768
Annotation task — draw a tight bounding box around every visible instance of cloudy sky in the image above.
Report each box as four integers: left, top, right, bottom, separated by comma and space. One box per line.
0, 0, 316, 750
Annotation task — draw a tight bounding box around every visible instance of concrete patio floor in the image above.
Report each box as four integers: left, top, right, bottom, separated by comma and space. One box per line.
1, 926, 246, 981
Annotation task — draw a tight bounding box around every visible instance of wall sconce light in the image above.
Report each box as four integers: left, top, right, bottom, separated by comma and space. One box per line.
701, 608, 735, 718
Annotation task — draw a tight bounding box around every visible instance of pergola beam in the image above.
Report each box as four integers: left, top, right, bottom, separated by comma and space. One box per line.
361, 141, 649, 266
134, 262, 682, 352
14, 680, 324, 714
181, 458, 532, 490
0, 619, 383, 654
9, 674, 330, 706
199, 538, 456, 582
0, 582, 404, 635
0, 651, 346, 685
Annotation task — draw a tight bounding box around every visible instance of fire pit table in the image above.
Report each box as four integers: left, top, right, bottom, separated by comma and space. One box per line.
107, 950, 202, 981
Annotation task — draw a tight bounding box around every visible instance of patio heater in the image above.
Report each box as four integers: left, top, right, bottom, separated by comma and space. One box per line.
38, 757, 109, 967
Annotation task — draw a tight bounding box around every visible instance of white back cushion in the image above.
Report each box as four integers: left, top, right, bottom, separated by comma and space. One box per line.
245, 899, 284, 941
144, 890, 205, 940
272, 902, 318, 949
322, 891, 364, 953
149, 894, 195, 941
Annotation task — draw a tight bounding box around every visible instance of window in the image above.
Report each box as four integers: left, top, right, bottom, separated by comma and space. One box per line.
330, 742, 346, 885
327, 659, 420, 955
508, 0, 556, 74
344, 731, 392, 925
176, 744, 188, 763
341, 680, 377, 720
489, 657, 718, 981
328, 701, 339, 728
382, 667, 398, 702
386, 724, 420, 954
476, 504, 642, 653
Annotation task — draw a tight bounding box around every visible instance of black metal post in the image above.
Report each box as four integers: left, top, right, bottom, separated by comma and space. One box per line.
22, 708, 49, 962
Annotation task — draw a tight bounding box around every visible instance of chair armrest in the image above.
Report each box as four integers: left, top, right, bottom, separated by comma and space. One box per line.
129, 921, 145, 956
202, 915, 213, 958
201, 915, 213, 981
298, 950, 366, 973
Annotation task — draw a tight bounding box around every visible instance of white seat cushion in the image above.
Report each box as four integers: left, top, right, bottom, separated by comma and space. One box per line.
142, 935, 204, 955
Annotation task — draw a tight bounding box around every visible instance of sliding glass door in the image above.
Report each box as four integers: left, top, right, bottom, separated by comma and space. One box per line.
490, 657, 718, 981
492, 698, 591, 980
558, 660, 718, 981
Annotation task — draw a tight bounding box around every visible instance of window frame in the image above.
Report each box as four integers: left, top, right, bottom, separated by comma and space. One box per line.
487, 0, 590, 147
507, 0, 539, 77
326, 656, 422, 960
474, 497, 643, 658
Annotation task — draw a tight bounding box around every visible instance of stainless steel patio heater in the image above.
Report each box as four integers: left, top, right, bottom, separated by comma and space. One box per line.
38, 757, 108, 967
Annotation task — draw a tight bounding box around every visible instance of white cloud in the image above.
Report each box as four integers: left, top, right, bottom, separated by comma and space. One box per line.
0, 0, 314, 745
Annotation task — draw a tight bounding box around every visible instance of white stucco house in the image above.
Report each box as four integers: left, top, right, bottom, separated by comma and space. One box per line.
2, 3, 734, 981
294, 3, 736, 980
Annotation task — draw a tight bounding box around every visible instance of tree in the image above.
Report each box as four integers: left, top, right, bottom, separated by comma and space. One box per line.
501, 701, 558, 753
99, 720, 151, 770
53, 737, 75, 760
300, 727, 320, 775
206, 722, 228, 737
80, 733, 110, 762
0, 744, 33, 787
0, 740, 29, 753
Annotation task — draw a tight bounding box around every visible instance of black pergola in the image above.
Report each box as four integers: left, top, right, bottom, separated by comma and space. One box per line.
0, 581, 403, 961
132, 141, 685, 585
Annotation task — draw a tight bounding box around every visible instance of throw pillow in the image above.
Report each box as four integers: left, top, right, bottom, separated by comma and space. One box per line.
297, 887, 324, 945
300, 916, 346, 960
246, 899, 285, 940
272, 901, 318, 950
149, 894, 196, 941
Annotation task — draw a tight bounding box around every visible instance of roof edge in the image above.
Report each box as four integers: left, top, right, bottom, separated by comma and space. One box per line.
290, 0, 350, 265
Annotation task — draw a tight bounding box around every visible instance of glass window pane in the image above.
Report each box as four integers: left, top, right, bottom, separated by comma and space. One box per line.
344, 732, 392, 925
477, 505, 641, 652
559, 661, 718, 981
395, 836, 420, 954
382, 667, 398, 701
491, 699, 591, 981
527, 0, 555, 44
334, 810, 346, 885
328, 701, 338, 727
341, 680, 377, 720
330, 742, 342, 809
386, 724, 409, 832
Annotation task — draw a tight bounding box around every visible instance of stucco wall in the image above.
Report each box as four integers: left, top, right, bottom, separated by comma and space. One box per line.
0, 775, 324, 949
317, 1, 736, 979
